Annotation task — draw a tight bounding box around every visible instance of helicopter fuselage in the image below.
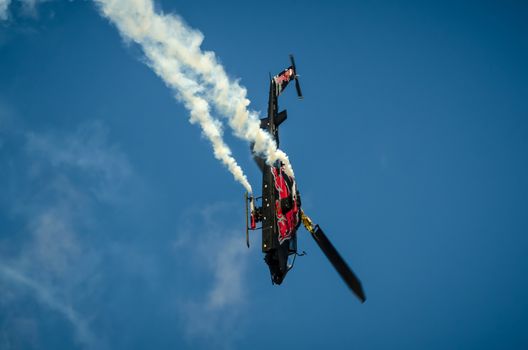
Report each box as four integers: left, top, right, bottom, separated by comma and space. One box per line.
251, 75, 301, 285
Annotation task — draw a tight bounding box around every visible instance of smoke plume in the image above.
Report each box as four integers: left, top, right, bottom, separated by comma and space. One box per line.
147, 48, 253, 193
95, 0, 252, 193
95, 0, 295, 178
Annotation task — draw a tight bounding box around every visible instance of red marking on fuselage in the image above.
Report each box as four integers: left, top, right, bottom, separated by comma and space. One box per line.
271, 166, 300, 244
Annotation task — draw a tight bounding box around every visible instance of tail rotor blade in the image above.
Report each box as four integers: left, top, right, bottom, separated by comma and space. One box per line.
289, 54, 297, 70
289, 54, 303, 99
295, 78, 303, 99
310, 225, 366, 302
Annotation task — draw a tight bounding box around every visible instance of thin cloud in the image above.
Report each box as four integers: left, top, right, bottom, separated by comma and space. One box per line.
1, 120, 133, 349
0, 263, 99, 349
174, 203, 250, 348
25, 121, 133, 203
0, 0, 52, 20
0, 0, 10, 20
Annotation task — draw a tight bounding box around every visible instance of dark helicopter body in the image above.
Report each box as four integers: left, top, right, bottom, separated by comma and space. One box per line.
251, 60, 302, 284
246, 56, 366, 302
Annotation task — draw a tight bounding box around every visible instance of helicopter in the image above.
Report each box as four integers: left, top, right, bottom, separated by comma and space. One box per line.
245, 55, 366, 303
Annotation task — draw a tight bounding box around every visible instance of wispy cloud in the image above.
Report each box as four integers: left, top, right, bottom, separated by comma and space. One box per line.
0, 0, 51, 20
0, 264, 99, 349
0, 120, 133, 349
174, 203, 251, 348
207, 235, 248, 309
0, 0, 10, 20
25, 121, 133, 203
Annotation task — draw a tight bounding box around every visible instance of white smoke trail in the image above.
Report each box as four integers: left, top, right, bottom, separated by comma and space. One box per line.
94, 0, 252, 193
148, 47, 253, 193
95, 0, 295, 177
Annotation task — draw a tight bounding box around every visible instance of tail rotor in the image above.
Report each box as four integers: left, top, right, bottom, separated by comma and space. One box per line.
289, 54, 303, 99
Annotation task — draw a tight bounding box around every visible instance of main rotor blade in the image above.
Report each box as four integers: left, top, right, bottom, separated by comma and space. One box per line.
310, 225, 366, 302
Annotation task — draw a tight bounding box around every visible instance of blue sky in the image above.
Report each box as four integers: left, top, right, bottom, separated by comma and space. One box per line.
1, 1, 527, 349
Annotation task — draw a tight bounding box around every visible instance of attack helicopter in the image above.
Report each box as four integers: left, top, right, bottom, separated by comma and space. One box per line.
245, 55, 366, 303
